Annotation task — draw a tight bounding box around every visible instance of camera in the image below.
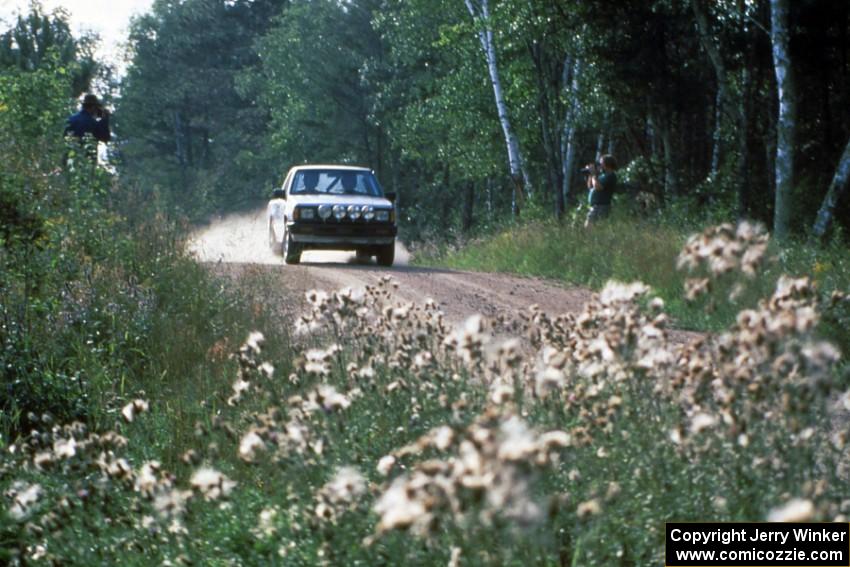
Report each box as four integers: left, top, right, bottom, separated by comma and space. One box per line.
579, 163, 597, 176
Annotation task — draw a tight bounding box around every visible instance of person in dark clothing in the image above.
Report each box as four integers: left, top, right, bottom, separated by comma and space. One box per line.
65, 93, 111, 143
584, 154, 618, 227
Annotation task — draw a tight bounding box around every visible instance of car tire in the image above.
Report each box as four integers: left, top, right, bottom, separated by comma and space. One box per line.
377, 242, 394, 267
282, 226, 301, 265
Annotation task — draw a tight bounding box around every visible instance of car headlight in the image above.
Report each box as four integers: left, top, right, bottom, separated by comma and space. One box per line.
333, 204, 347, 220
347, 205, 361, 220
362, 205, 375, 220
298, 207, 316, 220
317, 204, 333, 220
375, 209, 390, 222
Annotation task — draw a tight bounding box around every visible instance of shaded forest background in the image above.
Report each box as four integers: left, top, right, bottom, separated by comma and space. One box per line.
105, 0, 849, 243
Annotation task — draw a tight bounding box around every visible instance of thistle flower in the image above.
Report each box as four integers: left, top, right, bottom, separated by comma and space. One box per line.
53, 437, 77, 459
315, 466, 367, 523
6, 481, 42, 521
238, 430, 265, 463
135, 461, 165, 498
153, 488, 192, 520
599, 281, 650, 306
576, 499, 602, 518
121, 399, 150, 423
377, 455, 396, 476
244, 331, 265, 356
190, 467, 236, 501
227, 378, 251, 406
373, 476, 430, 534
254, 507, 279, 540
689, 413, 717, 435
767, 498, 814, 522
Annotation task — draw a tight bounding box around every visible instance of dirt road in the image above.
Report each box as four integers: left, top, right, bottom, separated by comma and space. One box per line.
187, 208, 593, 324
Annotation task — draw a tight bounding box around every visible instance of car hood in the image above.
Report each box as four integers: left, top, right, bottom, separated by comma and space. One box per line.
287, 194, 393, 208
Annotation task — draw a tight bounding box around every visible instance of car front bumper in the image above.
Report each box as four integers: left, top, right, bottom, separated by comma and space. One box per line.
287, 222, 397, 247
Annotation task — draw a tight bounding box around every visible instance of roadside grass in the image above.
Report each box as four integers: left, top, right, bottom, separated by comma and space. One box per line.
413, 210, 850, 349
4, 247, 849, 564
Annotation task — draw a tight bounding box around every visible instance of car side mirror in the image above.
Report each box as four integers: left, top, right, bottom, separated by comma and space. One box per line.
385, 191, 397, 203
272, 188, 286, 199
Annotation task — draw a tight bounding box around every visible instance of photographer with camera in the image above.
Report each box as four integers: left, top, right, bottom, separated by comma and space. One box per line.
65, 93, 111, 145
582, 154, 618, 227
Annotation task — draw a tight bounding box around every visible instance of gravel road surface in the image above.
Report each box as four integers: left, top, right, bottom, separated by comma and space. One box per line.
187, 208, 593, 325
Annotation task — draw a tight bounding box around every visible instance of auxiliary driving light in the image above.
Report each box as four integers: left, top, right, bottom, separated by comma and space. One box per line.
362, 205, 375, 221
333, 204, 347, 220
317, 204, 333, 220
347, 205, 361, 220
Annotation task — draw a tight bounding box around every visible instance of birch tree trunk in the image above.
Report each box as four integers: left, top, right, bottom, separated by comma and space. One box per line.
812, 136, 850, 241
770, 0, 796, 240
464, 0, 531, 216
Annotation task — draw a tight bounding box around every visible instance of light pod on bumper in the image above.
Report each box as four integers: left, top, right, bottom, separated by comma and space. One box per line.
332, 204, 347, 220
362, 205, 375, 220
347, 204, 361, 220
318, 204, 333, 220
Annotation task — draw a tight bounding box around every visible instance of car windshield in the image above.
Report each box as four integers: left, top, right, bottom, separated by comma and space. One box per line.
290, 169, 383, 197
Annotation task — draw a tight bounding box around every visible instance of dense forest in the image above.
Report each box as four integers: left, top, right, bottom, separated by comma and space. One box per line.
112, 0, 850, 242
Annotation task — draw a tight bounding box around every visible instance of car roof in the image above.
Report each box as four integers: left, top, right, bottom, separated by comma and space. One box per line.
289, 164, 372, 173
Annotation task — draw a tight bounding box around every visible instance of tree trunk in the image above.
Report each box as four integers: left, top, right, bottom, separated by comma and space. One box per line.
710, 89, 722, 179
529, 40, 563, 219
652, 108, 678, 199
691, 0, 736, 181
770, 0, 796, 240
736, 65, 751, 219
595, 111, 609, 160
812, 136, 850, 241
560, 57, 581, 207
462, 181, 475, 233
464, 0, 531, 216
661, 124, 678, 198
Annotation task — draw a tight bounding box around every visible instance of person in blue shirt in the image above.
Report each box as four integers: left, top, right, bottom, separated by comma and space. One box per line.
584, 154, 618, 227
65, 93, 111, 144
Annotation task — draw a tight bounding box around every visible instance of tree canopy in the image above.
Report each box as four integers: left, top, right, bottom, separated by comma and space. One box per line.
114, 0, 850, 239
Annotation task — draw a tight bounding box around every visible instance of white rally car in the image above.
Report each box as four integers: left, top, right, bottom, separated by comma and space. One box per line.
268, 165, 397, 266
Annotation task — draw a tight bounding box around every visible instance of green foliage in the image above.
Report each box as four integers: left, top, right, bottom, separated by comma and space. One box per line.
0, 7, 99, 97
118, 0, 287, 217
0, 50, 286, 445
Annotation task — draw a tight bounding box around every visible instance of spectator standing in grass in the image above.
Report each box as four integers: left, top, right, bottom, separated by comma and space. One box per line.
584, 154, 618, 227
65, 94, 111, 160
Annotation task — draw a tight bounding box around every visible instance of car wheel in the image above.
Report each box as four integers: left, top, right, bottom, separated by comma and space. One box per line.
377, 242, 394, 267
282, 226, 301, 265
